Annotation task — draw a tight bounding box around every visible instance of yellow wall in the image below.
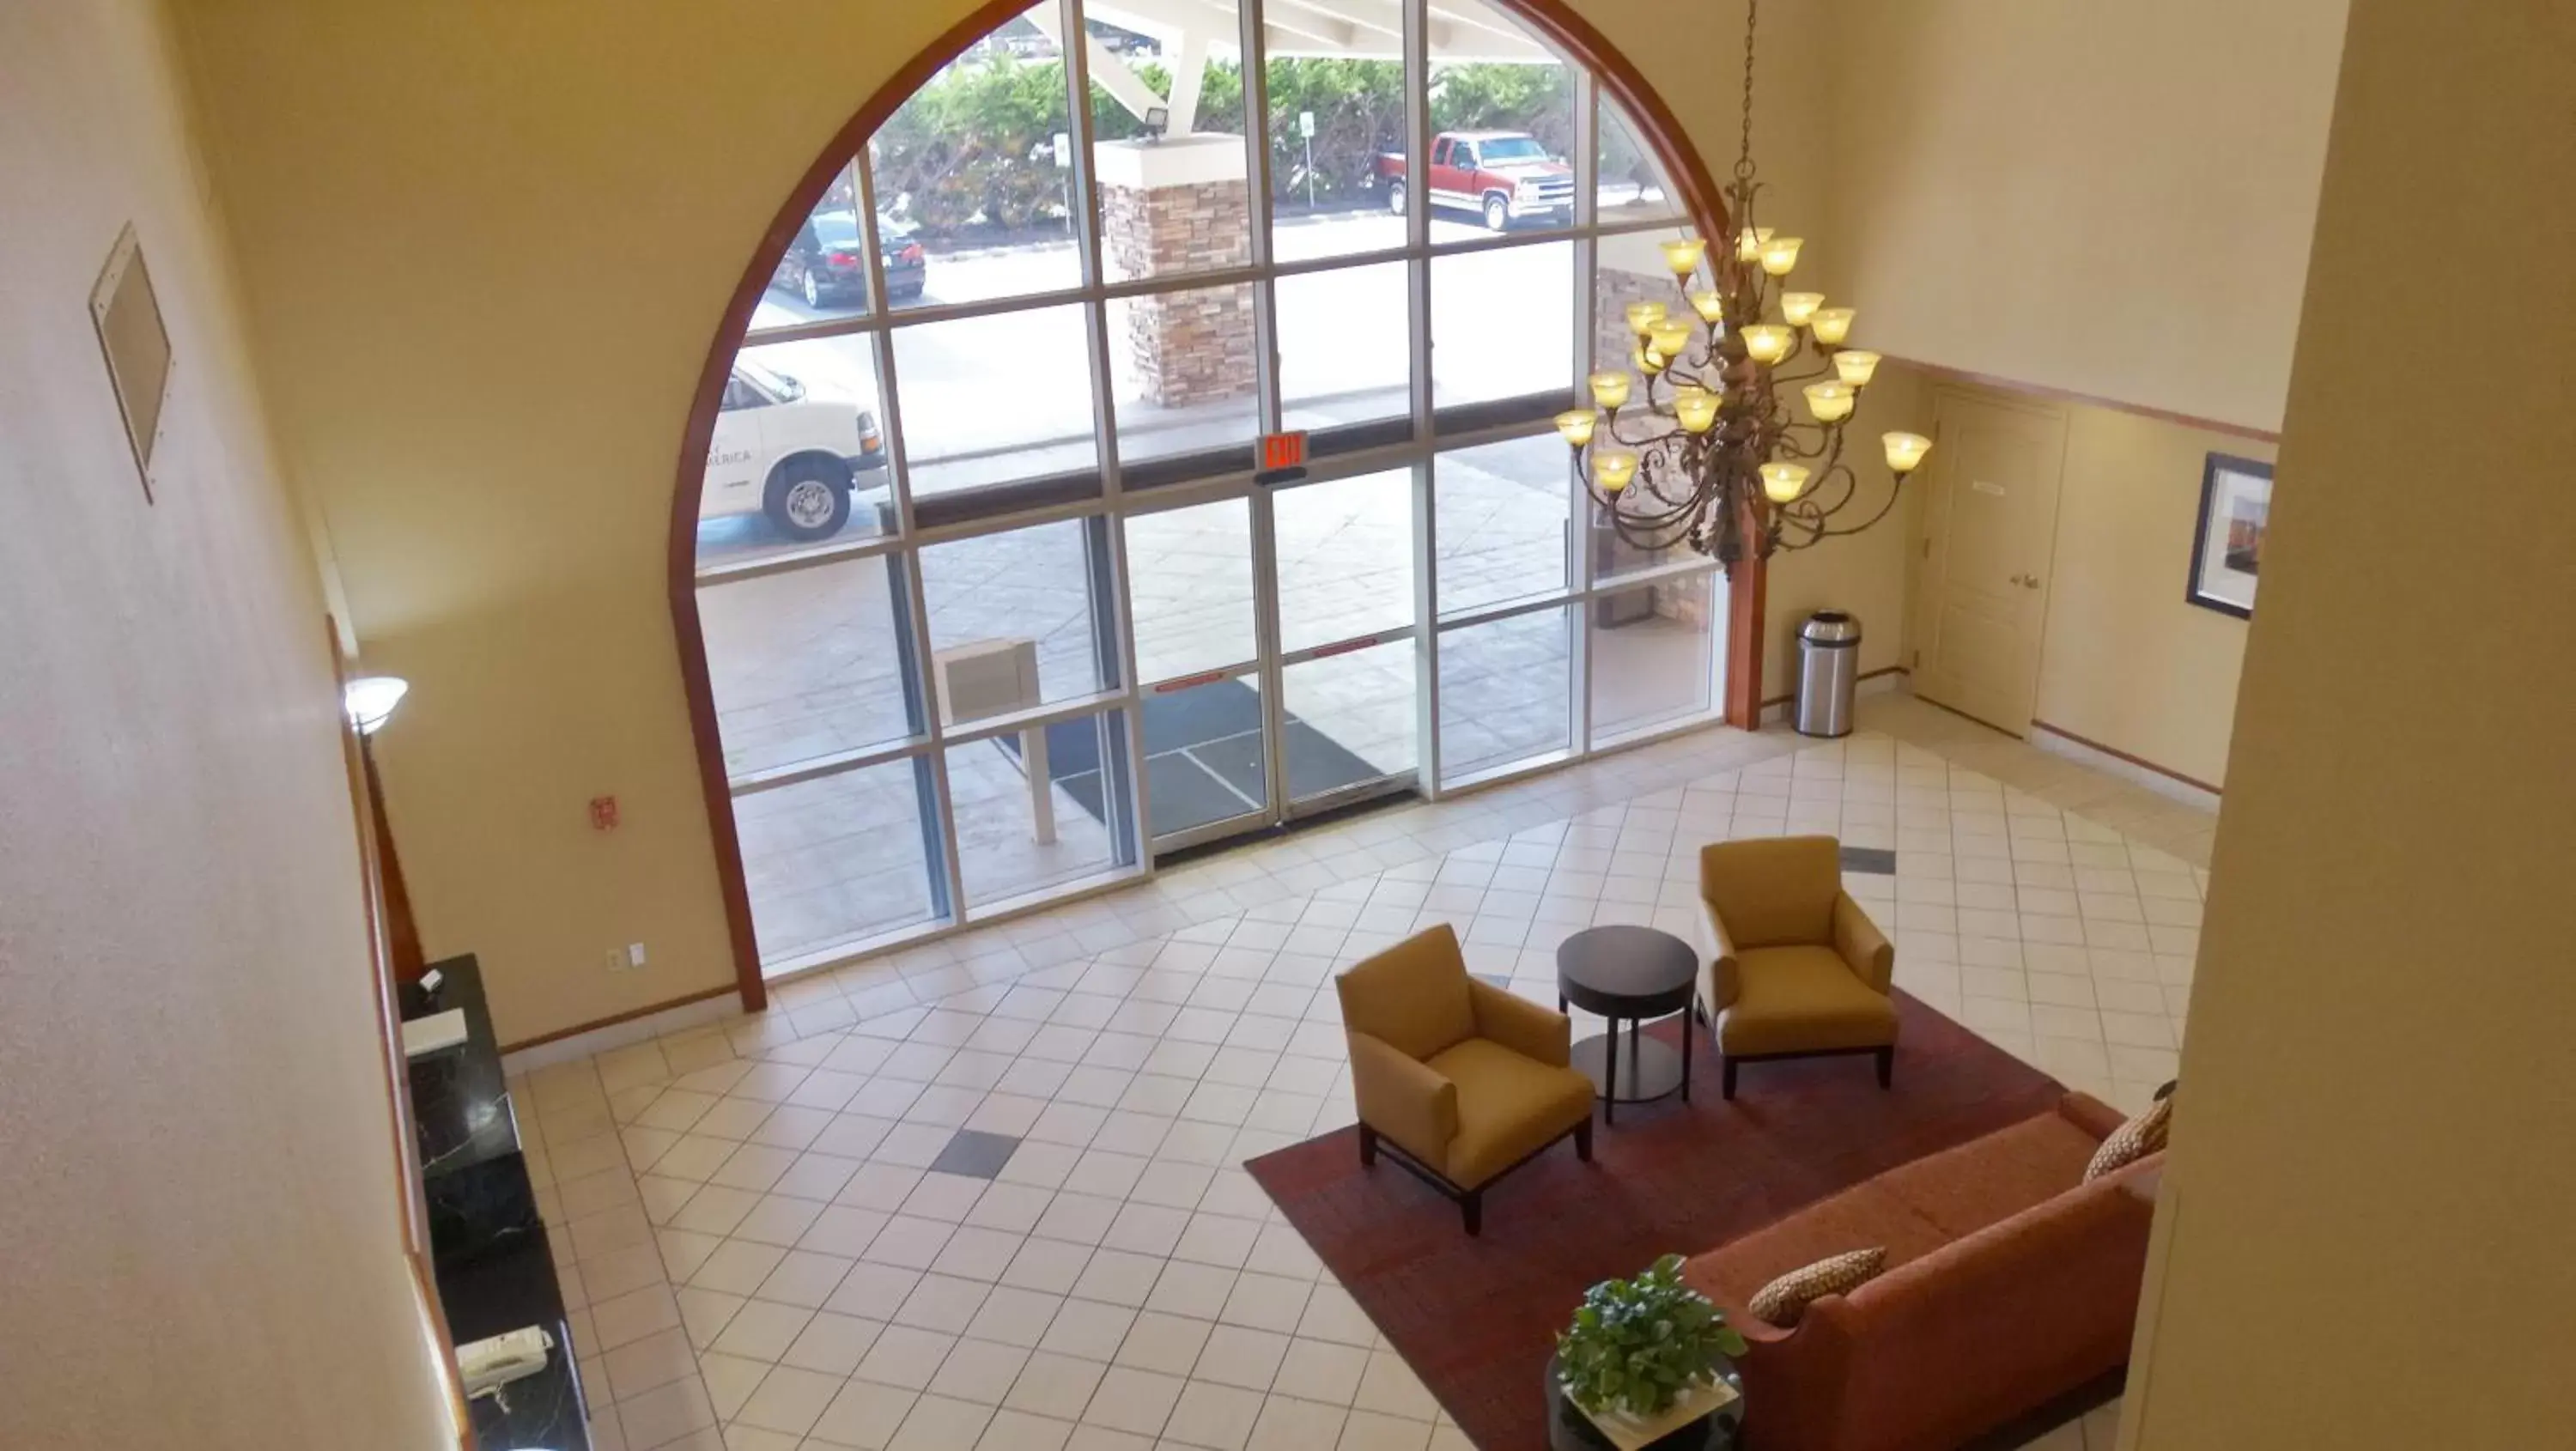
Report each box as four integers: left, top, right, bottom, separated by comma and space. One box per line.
172, 0, 1848, 1042
2122, 0, 2576, 1443
0, 2, 452, 1444
1823, 0, 2348, 433
1908, 380, 2266, 788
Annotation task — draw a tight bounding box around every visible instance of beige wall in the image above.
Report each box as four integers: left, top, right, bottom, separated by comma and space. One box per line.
0, 3, 453, 1446
1764, 363, 1923, 699
1822, 0, 2348, 433
172, 0, 1845, 1043
1909, 380, 2264, 788
2122, 1, 2576, 1444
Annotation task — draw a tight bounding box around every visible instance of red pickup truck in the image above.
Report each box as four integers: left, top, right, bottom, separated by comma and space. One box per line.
1375, 131, 1577, 232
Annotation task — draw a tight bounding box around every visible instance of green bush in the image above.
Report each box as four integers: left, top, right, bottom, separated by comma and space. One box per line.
864, 50, 1623, 237
1555, 1254, 1748, 1419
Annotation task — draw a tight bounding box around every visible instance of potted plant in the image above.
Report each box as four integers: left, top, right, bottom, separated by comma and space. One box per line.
1555, 1254, 1749, 1448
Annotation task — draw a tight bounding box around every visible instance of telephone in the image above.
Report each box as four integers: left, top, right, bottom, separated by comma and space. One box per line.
457, 1325, 554, 1401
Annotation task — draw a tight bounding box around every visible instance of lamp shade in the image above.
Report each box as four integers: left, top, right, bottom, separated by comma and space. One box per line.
1686, 288, 1726, 325
343, 676, 410, 736
1832, 349, 1882, 386
1593, 452, 1638, 492
1759, 461, 1811, 502
1780, 292, 1824, 325
1808, 307, 1856, 344
1801, 381, 1856, 422
1589, 370, 1632, 409
1758, 236, 1804, 276
1647, 319, 1694, 358
1624, 300, 1668, 336
1660, 237, 1709, 276
1740, 325, 1793, 364
1882, 431, 1934, 473
1633, 346, 1667, 376
1735, 226, 1775, 262
1553, 410, 1597, 446
1674, 388, 1720, 434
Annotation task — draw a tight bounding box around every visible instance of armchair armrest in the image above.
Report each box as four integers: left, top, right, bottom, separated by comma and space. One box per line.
1467, 980, 1571, 1067
1832, 892, 1894, 995
1696, 896, 1743, 1011
1345, 1029, 1458, 1163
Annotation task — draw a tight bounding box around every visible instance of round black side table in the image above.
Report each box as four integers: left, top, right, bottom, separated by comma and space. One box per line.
1555, 924, 1698, 1123
1544, 1351, 1744, 1450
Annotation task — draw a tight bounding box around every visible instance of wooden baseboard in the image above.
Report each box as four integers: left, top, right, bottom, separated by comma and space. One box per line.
2030, 719, 2224, 801
1759, 664, 1909, 713
499, 981, 740, 1056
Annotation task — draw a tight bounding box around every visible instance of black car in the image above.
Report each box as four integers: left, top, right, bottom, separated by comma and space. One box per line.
773, 207, 927, 308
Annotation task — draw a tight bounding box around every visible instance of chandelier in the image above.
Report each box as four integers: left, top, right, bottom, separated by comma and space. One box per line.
1558, 0, 1930, 572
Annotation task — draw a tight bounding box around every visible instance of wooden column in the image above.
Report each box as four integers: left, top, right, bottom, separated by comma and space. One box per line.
1722, 548, 1768, 729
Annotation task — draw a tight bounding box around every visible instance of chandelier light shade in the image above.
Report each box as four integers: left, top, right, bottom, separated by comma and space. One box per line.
1563, 0, 1929, 571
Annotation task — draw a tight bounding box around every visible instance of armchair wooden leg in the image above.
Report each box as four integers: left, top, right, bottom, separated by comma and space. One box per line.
1358, 1124, 1378, 1169
1574, 1117, 1594, 1163
1721, 1057, 1739, 1101
1874, 1046, 1895, 1090
1461, 1189, 1483, 1236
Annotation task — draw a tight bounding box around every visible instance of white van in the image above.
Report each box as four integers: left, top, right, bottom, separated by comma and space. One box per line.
702, 358, 886, 540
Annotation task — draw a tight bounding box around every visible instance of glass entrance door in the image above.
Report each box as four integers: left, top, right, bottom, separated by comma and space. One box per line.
1124, 465, 1421, 856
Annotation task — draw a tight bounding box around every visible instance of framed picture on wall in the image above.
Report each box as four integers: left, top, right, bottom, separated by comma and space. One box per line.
2186, 452, 2274, 618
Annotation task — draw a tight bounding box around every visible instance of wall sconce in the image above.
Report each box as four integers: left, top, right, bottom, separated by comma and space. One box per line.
344, 676, 410, 736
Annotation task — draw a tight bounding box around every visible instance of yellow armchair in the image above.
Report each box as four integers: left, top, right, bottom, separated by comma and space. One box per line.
1334, 924, 1596, 1234
1697, 835, 1900, 1098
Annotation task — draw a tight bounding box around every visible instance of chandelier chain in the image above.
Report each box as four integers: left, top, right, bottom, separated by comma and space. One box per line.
1735, 0, 1759, 182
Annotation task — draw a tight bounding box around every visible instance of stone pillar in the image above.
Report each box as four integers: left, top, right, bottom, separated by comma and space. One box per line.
1094, 136, 1255, 409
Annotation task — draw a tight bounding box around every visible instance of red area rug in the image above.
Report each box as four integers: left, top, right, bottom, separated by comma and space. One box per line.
1246, 994, 2064, 1449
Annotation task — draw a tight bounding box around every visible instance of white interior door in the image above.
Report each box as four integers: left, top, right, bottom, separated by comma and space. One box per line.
1912, 390, 2068, 735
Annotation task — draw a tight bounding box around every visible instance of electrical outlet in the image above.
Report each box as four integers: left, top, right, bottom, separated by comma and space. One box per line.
603, 948, 625, 974
626, 942, 647, 969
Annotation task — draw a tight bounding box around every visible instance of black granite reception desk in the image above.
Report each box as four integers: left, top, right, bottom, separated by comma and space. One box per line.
403, 954, 591, 1451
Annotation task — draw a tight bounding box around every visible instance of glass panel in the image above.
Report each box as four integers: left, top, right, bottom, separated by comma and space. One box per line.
1282, 639, 1416, 800
1426, 13, 1577, 240
1141, 674, 1267, 840
894, 302, 1098, 496
697, 337, 895, 569
1592, 226, 1709, 377
1273, 468, 1415, 654
919, 518, 1109, 721
1092, 0, 1253, 284
1596, 95, 1682, 223
1266, 54, 1407, 261
750, 163, 873, 330
1125, 498, 1255, 683
1588, 574, 1716, 738
1589, 228, 1710, 577
866, 4, 1079, 309
1438, 606, 1571, 781
736, 759, 942, 967
950, 708, 1131, 908
700, 554, 922, 778
1277, 260, 1410, 436
1435, 435, 1570, 618
1109, 282, 1260, 467
1431, 241, 1573, 410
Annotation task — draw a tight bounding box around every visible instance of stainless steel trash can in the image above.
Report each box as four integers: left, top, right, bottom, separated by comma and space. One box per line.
1795, 611, 1862, 738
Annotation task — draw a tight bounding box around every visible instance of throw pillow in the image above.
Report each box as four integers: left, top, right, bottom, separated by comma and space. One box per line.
2084, 1094, 2174, 1181
1747, 1247, 1886, 1326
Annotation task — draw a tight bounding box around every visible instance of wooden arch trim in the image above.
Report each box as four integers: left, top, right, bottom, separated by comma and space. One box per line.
669, 0, 1739, 1011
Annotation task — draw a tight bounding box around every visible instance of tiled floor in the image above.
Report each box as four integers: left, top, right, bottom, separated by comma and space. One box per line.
516, 693, 2208, 1449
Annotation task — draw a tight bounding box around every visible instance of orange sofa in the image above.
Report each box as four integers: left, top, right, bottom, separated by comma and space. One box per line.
1681, 1094, 2160, 1451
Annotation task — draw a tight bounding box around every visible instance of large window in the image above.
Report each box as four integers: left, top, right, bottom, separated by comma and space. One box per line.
689, 0, 1727, 978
